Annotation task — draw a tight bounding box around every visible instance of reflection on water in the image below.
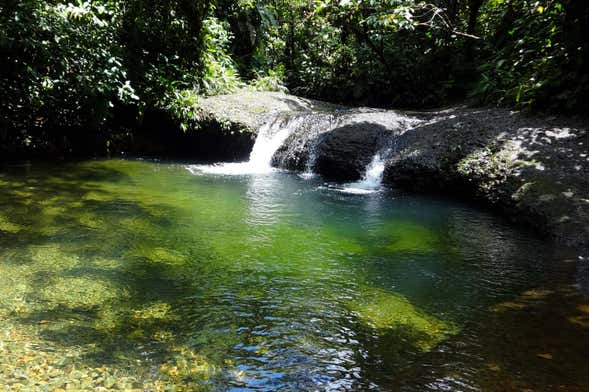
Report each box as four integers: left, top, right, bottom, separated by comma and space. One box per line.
245, 174, 291, 227
0, 159, 587, 391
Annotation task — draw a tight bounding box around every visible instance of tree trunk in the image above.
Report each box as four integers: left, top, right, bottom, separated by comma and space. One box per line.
465, 0, 484, 61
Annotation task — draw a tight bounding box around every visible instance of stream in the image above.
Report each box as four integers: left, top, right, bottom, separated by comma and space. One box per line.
1, 156, 588, 390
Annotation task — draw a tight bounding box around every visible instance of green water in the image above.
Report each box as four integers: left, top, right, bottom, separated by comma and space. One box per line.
0, 159, 588, 391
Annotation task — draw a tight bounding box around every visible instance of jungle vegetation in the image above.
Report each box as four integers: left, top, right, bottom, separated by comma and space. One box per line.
1, 0, 588, 155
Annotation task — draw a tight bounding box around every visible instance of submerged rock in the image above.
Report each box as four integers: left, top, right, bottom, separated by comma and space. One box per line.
349, 287, 459, 352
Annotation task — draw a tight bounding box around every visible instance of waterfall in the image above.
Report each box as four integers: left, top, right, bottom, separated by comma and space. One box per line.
186, 108, 407, 183
247, 117, 300, 171
297, 116, 335, 180
338, 152, 388, 194
187, 114, 302, 175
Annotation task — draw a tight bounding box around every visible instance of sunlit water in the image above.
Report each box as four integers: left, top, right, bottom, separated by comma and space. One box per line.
0, 159, 588, 391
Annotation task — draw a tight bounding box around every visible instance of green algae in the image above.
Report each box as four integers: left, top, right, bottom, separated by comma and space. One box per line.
132, 302, 176, 322
30, 244, 81, 269
130, 246, 187, 265
384, 221, 440, 253
40, 277, 128, 309
350, 287, 459, 352
0, 214, 23, 233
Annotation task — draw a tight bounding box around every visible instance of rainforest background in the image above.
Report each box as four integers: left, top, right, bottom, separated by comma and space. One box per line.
1, 0, 588, 156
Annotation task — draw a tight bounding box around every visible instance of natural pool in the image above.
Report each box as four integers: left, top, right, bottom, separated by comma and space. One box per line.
0, 159, 588, 391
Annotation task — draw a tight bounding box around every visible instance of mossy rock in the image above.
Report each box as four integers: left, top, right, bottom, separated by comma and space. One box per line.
0, 214, 23, 233
40, 277, 128, 309
350, 287, 459, 352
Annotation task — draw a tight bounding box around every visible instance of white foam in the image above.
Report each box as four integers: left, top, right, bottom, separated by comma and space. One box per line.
337, 187, 379, 195
298, 172, 317, 180
186, 162, 277, 176
187, 115, 303, 176
336, 153, 386, 194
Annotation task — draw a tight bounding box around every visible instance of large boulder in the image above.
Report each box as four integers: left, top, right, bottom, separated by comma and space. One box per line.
383, 110, 497, 191
272, 109, 423, 179
383, 108, 589, 247
314, 123, 390, 181
272, 113, 338, 171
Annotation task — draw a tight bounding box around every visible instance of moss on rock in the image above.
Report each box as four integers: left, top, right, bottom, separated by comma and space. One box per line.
350, 287, 459, 352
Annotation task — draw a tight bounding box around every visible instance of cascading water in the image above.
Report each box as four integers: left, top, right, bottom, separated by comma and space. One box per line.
187, 108, 408, 189
187, 114, 303, 175
338, 151, 388, 194
247, 117, 302, 171
297, 115, 337, 180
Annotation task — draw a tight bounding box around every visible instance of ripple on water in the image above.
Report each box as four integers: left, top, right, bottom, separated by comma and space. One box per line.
0, 159, 587, 391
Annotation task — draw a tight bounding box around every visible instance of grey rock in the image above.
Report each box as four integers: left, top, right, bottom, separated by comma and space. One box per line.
314, 123, 389, 181
382, 108, 589, 248
198, 91, 342, 134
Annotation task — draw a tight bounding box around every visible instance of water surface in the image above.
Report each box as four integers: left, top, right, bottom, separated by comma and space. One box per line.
0, 159, 587, 391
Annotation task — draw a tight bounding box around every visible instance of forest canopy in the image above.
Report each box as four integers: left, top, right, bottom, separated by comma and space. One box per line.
1, 0, 588, 138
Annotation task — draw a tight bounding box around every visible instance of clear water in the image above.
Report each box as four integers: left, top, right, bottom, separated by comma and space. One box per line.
0, 159, 588, 391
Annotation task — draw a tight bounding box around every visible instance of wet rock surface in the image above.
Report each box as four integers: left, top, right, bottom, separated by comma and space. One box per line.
271, 108, 422, 177
382, 108, 589, 248
271, 113, 337, 172
314, 123, 388, 181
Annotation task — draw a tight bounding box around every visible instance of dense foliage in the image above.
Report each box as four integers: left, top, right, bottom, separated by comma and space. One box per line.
1, 0, 587, 155
224, 0, 588, 109
1, 0, 210, 131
